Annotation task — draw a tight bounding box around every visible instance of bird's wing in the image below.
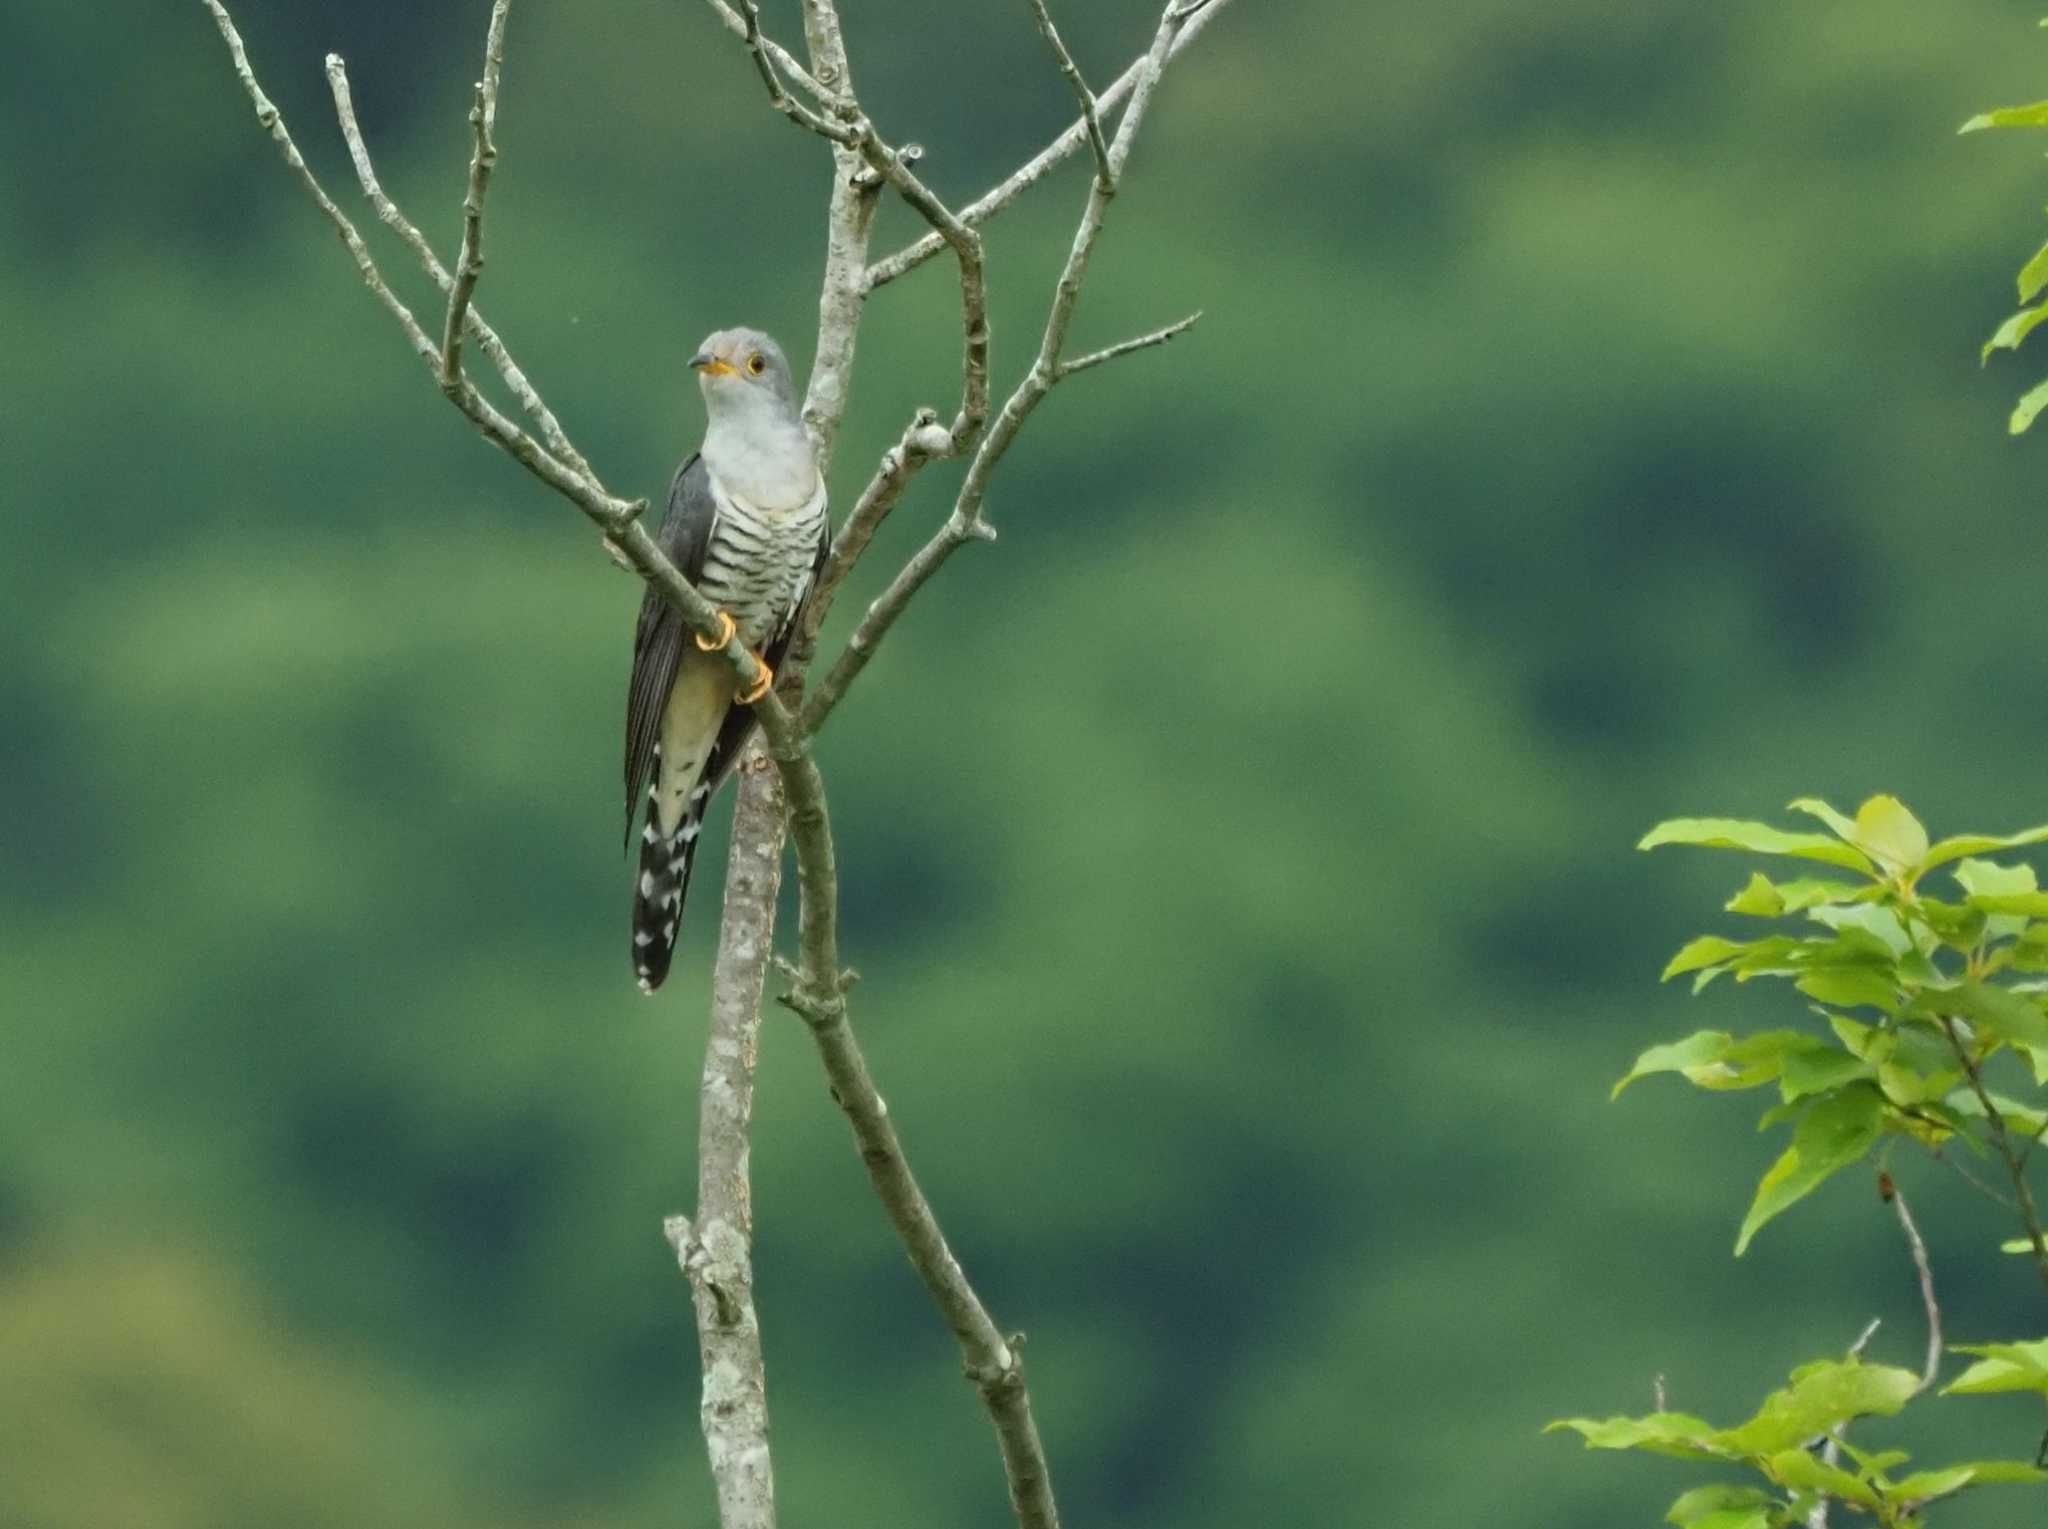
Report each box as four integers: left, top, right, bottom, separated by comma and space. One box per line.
623, 454, 718, 840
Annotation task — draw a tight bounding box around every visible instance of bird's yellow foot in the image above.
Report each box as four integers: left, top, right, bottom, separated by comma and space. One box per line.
735, 656, 774, 706
694, 610, 737, 651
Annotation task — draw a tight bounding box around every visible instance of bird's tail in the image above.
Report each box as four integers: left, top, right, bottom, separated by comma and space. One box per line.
631, 743, 712, 993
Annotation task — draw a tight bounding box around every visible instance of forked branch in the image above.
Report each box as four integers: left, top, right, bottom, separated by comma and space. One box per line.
442, 2, 507, 387
864, 0, 1241, 290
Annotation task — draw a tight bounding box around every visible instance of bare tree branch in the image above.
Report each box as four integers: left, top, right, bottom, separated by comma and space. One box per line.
805, 1, 1185, 736
699, 0, 836, 108
864, 0, 1239, 291
791, 409, 954, 665
737, 0, 859, 143
799, 509, 992, 735
722, 5, 988, 452
1024, 0, 1112, 192
323, 57, 597, 483
443, 2, 507, 387
1887, 1179, 1943, 1392
1061, 310, 1202, 379
664, 750, 788, 1529
774, 965, 1060, 1529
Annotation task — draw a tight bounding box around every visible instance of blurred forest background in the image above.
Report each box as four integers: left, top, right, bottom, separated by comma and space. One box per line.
8, 0, 2048, 1524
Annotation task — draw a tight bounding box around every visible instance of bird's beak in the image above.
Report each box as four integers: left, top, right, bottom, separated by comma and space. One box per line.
690, 352, 738, 379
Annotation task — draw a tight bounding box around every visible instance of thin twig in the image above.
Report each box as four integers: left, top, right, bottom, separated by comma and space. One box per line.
1885, 1179, 1943, 1392
864, 0, 1239, 291
737, 0, 859, 143
789, 8, 876, 467
1024, 0, 1112, 191
323, 57, 596, 483
1060, 311, 1203, 378
1937, 1015, 2048, 1288
699, 0, 836, 106
793, 409, 954, 665
2018, 1109, 2048, 1169
722, 6, 989, 451
1922, 1136, 2018, 1209
799, 510, 995, 735
1807, 1319, 1883, 1529
442, 1, 507, 387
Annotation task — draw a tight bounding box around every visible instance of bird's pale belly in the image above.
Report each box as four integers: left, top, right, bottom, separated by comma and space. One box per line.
654, 653, 733, 836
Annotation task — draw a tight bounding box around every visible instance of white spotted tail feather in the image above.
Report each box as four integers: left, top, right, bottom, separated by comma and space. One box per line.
631, 744, 711, 992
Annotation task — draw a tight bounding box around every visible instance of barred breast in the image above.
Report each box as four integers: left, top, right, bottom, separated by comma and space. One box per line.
697, 480, 828, 650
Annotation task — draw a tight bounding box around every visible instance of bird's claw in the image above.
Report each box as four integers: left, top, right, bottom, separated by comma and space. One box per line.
695, 610, 737, 651
735, 657, 774, 706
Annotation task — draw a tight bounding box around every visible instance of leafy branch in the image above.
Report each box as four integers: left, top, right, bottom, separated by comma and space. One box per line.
1557, 795, 2048, 1527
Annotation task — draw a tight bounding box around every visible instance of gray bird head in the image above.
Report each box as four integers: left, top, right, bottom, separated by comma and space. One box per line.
690, 327, 799, 418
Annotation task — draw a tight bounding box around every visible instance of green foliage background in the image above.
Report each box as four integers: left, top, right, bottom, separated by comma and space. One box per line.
6, 0, 2048, 1523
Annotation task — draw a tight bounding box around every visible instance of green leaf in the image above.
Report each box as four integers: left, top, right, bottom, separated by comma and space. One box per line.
1961, 101, 2048, 131
1886, 1465, 1977, 1504
1735, 1085, 1885, 1254
1828, 1013, 1873, 1055
1851, 795, 1928, 870
1965, 892, 2048, 917
1768, 1448, 1879, 1506
1944, 1087, 2048, 1138
1787, 796, 1862, 842
1664, 936, 1748, 981
1918, 824, 2048, 874
2022, 240, 2048, 305
1952, 858, 2038, 898
1614, 1031, 1805, 1098
2000, 1237, 2043, 1254
1913, 895, 1986, 947
1794, 966, 1899, 1011
1679, 1512, 1768, 1529
1641, 817, 1875, 873
1545, 1411, 1724, 1460
1885, 1459, 2048, 1506
1944, 1339, 2048, 1397
1985, 301, 2048, 361
1836, 1440, 1910, 1476
1919, 1458, 2048, 1487
1616, 1031, 1731, 1097
2007, 925, 2048, 970
1913, 982, 2048, 1049
1876, 1057, 1956, 1107
1665, 1486, 1772, 1526
1718, 1358, 1918, 1454
1807, 902, 1911, 954
1725, 872, 1784, 917
2026, 1042, 2048, 1086
1781, 878, 1878, 911
1780, 1045, 1871, 1102
2010, 374, 2048, 434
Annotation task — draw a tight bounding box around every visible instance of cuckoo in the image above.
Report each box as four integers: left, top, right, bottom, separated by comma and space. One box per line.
622, 328, 829, 992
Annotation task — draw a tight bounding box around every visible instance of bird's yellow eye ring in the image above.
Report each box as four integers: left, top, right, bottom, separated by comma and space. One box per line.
746, 353, 767, 376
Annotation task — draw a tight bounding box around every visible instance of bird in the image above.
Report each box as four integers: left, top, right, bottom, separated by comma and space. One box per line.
623, 327, 829, 993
